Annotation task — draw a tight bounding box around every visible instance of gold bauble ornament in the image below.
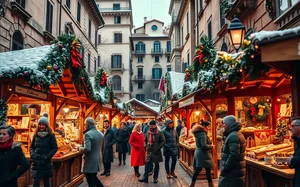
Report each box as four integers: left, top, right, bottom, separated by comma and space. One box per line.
47, 65, 52, 70
204, 59, 208, 63
255, 45, 259, 50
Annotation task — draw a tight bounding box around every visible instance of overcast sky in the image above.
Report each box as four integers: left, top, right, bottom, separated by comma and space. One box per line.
131, 0, 171, 29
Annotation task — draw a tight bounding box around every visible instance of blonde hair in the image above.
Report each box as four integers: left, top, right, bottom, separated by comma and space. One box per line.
132, 123, 141, 132
216, 118, 223, 124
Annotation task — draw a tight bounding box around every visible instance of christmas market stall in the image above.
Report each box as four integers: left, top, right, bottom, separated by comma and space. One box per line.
0, 34, 115, 187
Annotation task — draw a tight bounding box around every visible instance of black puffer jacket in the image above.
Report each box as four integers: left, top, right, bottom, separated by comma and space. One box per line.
116, 128, 130, 153
162, 121, 178, 156
0, 142, 29, 187
30, 133, 58, 178
219, 122, 246, 187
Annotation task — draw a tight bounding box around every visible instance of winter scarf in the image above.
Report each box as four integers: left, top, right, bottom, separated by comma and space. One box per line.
0, 138, 13, 150
37, 131, 48, 138
148, 127, 158, 145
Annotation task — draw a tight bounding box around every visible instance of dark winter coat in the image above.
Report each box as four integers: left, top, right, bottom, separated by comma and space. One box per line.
145, 129, 166, 163
192, 125, 213, 168
0, 142, 29, 187
176, 123, 182, 137
290, 137, 300, 187
143, 125, 149, 135
218, 122, 246, 187
162, 124, 178, 156
30, 133, 58, 178
103, 128, 117, 163
116, 128, 130, 153
79, 126, 103, 173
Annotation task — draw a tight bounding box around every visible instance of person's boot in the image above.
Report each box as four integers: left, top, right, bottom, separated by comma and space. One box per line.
123, 160, 126, 165
118, 161, 121, 166
153, 178, 158, 183
189, 182, 196, 187
166, 173, 171, 179
138, 177, 148, 183
100, 170, 106, 176
208, 182, 215, 187
170, 172, 177, 178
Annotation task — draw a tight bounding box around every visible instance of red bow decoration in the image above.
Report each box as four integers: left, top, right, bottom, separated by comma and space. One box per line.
250, 106, 256, 121
100, 72, 108, 86
193, 52, 204, 65
70, 39, 82, 68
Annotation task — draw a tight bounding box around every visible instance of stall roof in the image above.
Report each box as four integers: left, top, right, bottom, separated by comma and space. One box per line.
126, 98, 160, 114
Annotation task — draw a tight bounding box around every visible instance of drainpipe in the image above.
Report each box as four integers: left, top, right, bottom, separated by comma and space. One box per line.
59, 0, 62, 35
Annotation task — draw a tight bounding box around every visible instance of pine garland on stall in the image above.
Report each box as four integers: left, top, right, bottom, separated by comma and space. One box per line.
273, 113, 288, 144
265, 0, 275, 19
0, 98, 8, 126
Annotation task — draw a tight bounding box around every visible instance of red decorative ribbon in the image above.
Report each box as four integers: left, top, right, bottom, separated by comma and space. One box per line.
193, 52, 204, 65
100, 72, 108, 86
250, 106, 256, 121
70, 39, 82, 68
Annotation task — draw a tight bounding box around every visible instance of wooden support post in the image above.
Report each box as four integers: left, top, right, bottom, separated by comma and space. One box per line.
186, 109, 191, 136
175, 108, 187, 119
108, 110, 112, 125
56, 99, 66, 114
111, 111, 120, 119
165, 113, 172, 119
49, 95, 56, 130
211, 99, 218, 178
85, 103, 98, 117
291, 62, 300, 118
80, 103, 86, 143
199, 99, 212, 115
227, 91, 235, 115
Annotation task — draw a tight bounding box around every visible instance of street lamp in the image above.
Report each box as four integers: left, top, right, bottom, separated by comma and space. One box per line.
195, 107, 200, 116
227, 16, 245, 53
63, 103, 69, 113
167, 99, 172, 106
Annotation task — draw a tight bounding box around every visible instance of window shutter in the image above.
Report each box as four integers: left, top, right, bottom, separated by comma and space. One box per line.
120, 55, 122, 67
111, 55, 114, 68
143, 44, 145, 51
159, 69, 162, 78
94, 59, 96, 73
152, 69, 155, 79
120, 34, 122, 43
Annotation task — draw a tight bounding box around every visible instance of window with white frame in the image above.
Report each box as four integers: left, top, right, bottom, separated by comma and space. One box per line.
45, 0, 54, 33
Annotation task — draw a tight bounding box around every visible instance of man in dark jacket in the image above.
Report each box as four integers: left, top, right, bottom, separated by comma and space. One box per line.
163, 120, 179, 179
139, 120, 166, 184
218, 115, 246, 187
79, 117, 104, 187
175, 120, 182, 159
288, 118, 300, 187
101, 119, 117, 176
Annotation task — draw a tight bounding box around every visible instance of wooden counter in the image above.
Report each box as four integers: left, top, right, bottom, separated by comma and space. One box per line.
179, 143, 217, 179
245, 158, 294, 187
19, 151, 84, 187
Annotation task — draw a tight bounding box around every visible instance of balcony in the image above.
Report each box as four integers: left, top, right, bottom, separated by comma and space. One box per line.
99, 7, 131, 12
10, 0, 32, 22
133, 50, 146, 56
152, 76, 161, 81
111, 63, 125, 72
165, 48, 171, 56
113, 87, 125, 94
132, 75, 146, 82
151, 48, 163, 56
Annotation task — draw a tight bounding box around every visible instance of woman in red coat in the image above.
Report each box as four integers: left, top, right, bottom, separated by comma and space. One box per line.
129, 123, 145, 177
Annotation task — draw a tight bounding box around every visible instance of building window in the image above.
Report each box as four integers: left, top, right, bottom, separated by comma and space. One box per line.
87, 53, 91, 73
111, 55, 122, 68
77, 1, 81, 23
11, 31, 24, 51
88, 19, 92, 40
136, 94, 145, 101
153, 41, 161, 52
138, 83, 143, 89
182, 62, 187, 73
181, 26, 184, 46
94, 58, 97, 73
16, 0, 26, 9
81, 47, 85, 64
112, 75, 121, 90
97, 56, 101, 67
137, 68, 143, 78
65, 0, 71, 9
167, 56, 170, 62
167, 66, 171, 72
187, 53, 190, 65
199, 0, 203, 9
152, 25, 158, 31
166, 41, 171, 52
153, 93, 160, 101
154, 56, 160, 62
113, 3, 120, 10
98, 34, 101, 44
221, 43, 228, 52
136, 41, 145, 53
138, 56, 143, 63
186, 12, 189, 34
208, 19, 212, 40
114, 33, 122, 43
114, 16, 121, 24
152, 68, 162, 79
46, 0, 53, 33
220, 4, 225, 27
278, 0, 299, 15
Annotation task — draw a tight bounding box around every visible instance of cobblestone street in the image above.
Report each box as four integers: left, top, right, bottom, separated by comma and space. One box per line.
79, 155, 219, 187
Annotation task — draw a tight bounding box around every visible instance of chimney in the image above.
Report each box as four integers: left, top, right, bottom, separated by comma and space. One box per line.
144, 17, 147, 23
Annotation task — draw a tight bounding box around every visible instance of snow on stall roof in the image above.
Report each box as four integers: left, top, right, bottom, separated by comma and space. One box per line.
116, 103, 124, 110
144, 99, 161, 105
126, 98, 160, 114
250, 26, 300, 41
89, 77, 108, 103
0, 45, 53, 75
168, 71, 185, 98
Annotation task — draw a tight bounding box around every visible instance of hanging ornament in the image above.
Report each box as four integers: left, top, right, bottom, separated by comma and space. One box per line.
81, 77, 85, 81
47, 65, 52, 71
24, 72, 27, 76
58, 44, 63, 49
53, 66, 59, 72
204, 59, 208, 63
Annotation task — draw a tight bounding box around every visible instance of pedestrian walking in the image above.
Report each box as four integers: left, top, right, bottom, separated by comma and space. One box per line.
189, 121, 214, 187
139, 120, 166, 184
129, 123, 145, 177
216, 118, 224, 169
30, 117, 58, 187
162, 120, 179, 179
116, 122, 130, 166
101, 119, 117, 176
79, 117, 104, 187
218, 115, 246, 187
288, 118, 300, 187
176, 120, 183, 137
0, 126, 29, 187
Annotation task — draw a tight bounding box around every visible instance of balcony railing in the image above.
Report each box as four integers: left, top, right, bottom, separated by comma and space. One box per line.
172, 16, 177, 23
113, 87, 124, 93
133, 75, 146, 82
133, 50, 146, 56
152, 76, 161, 81
111, 63, 125, 72
151, 48, 163, 56
165, 48, 171, 55
99, 7, 131, 12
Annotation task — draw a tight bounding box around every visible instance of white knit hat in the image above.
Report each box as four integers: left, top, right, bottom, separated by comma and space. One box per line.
38, 117, 49, 126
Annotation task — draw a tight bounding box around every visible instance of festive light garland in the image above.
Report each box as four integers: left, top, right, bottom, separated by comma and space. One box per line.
265, 0, 275, 19
0, 98, 8, 126
273, 113, 288, 144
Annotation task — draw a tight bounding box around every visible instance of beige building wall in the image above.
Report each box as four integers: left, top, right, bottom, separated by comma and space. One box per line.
131, 19, 171, 102
0, 0, 104, 76
96, 0, 133, 102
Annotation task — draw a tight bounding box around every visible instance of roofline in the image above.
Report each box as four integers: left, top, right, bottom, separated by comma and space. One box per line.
126, 98, 159, 114
257, 32, 300, 46
131, 36, 169, 40
90, 0, 105, 26
169, 0, 175, 15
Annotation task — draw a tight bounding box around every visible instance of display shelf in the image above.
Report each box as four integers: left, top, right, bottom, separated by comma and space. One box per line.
15, 140, 28, 143
15, 128, 29, 130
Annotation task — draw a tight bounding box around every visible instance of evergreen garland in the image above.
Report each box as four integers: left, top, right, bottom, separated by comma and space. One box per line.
220, 0, 234, 17
0, 98, 8, 126
273, 113, 288, 144
265, 0, 275, 19
184, 65, 194, 82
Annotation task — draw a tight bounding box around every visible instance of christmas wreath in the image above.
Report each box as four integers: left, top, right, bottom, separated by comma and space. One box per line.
0, 99, 8, 126
244, 99, 270, 122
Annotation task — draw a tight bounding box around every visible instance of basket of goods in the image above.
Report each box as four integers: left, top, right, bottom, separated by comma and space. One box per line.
56, 137, 71, 155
